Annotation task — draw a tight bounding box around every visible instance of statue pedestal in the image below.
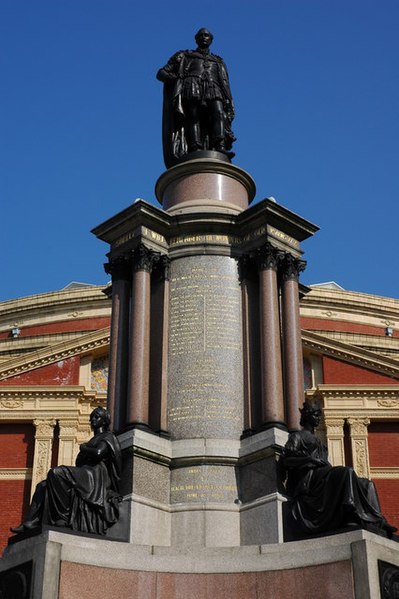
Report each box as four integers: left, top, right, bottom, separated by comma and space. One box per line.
111, 427, 288, 548
2, 528, 399, 598
155, 157, 256, 214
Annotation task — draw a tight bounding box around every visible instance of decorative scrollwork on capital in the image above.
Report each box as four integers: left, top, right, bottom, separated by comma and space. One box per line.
131, 244, 158, 273
280, 253, 307, 282
347, 417, 370, 437
34, 419, 57, 438
257, 243, 281, 271
104, 254, 131, 280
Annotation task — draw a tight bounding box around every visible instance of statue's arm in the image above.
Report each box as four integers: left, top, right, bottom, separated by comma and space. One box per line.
78, 440, 109, 463
157, 51, 184, 82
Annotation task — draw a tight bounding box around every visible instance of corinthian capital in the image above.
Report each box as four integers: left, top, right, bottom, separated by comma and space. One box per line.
280, 253, 306, 281
131, 244, 158, 273
257, 243, 281, 271
104, 254, 131, 279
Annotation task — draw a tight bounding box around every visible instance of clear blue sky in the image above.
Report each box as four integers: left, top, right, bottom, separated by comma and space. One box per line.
1, 0, 398, 301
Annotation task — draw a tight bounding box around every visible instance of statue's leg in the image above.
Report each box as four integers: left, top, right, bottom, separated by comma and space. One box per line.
209, 100, 225, 151
184, 100, 202, 151
10, 481, 47, 532
45, 467, 75, 527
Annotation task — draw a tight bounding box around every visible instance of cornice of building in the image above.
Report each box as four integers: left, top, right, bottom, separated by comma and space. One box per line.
302, 330, 399, 378
0, 328, 110, 381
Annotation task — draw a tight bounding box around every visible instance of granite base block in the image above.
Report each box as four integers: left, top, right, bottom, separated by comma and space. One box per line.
2, 529, 399, 599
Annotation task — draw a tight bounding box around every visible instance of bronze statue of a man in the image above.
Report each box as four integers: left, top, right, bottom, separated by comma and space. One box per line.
157, 28, 235, 168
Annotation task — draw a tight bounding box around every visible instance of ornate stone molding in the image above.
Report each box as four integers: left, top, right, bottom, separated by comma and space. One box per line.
0, 468, 32, 480
370, 467, 399, 479
0, 328, 110, 381
32, 418, 56, 489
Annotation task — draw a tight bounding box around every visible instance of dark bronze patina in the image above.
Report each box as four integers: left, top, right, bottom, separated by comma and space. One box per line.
281, 401, 397, 539
10, 408, 121, 536
157, 28, 235, 168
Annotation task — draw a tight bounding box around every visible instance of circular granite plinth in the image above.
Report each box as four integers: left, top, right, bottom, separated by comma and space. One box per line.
155, 158, 256, 214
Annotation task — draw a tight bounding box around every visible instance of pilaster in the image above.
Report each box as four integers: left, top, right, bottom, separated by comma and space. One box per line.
324, 418, 346, 466
31, 419, 56, 496
347, 417, 371, 479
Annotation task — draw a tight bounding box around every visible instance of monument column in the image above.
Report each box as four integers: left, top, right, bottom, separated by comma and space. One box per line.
126, 244, 156, 430
105, 255, 131, 431
280, 254, 306, 430
258, 243, 285, 428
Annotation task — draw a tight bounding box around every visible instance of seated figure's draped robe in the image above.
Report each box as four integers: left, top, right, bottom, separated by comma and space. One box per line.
281, 429, 395, 536
28, 431, 121, 534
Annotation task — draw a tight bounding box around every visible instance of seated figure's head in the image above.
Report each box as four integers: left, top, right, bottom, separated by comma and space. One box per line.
90, 407, 111, 431
299, 400, 322, 430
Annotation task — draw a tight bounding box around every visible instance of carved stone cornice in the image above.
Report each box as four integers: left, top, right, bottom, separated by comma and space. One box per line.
131, 244, 159, 273
280, 253, 306, 281
302, 330, 399, 378
104, 254, 131, 280
257, 243, 281, 272
0, 328, 110, 381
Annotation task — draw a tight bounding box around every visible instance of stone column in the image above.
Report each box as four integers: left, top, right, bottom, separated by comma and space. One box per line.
258, 244, 285, 428
126, 244, 156, 430
280, 254, 306, 430
105, 255, 131, 431
31, 419, 56, 496
348, 417, 371, 479
159, 256, 170, 434
149, 255, 170, 434
325, 418, 346, 466
57, 419, 79, 466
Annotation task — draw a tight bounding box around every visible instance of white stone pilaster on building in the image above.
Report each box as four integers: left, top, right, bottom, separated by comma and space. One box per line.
347, 417, 371, 479
58, 419, 80, 466
324, 418, 345, 466
31, 418, 56, 497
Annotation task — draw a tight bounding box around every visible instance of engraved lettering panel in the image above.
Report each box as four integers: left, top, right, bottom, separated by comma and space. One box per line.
168, 256, 244, 439
171, 465, 238, 503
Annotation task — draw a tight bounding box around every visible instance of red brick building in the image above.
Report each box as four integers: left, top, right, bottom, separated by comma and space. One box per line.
0, 280, 397, 550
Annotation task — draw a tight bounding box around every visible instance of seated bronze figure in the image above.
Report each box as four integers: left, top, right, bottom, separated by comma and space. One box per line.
11, 407, 121, 535
281, 401, 396, 539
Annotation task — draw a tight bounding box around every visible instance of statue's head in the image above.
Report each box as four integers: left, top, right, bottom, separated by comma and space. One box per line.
299, 400, 322, 429
90, 407, 111, 430
195, 28, 213, 48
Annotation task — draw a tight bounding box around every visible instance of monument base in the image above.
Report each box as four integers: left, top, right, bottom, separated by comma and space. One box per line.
107, 427, 288, 548
2, 529, 399, 598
